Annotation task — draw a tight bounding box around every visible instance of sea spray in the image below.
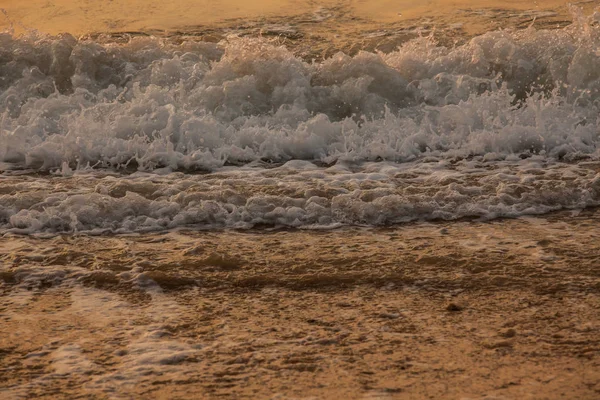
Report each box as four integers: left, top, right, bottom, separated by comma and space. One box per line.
1, 10, 599, 233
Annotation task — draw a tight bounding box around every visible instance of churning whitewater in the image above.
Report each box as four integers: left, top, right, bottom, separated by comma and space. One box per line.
1, 9, 599, 234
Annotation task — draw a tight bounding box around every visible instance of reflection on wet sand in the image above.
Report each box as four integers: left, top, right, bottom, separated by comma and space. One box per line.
1, 211, 600, 398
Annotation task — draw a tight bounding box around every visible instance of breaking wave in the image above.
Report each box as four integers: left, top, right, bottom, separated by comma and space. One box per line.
1, 8, 600, 233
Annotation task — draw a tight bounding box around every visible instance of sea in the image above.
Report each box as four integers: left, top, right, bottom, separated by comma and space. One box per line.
1, 1, 600, 398
1, 4, 600, 234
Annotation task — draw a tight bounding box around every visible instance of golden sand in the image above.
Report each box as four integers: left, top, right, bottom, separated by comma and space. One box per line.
1, 212, 600, 398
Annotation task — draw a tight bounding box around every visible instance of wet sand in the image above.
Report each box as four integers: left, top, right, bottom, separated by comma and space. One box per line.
1, 211, 600, 398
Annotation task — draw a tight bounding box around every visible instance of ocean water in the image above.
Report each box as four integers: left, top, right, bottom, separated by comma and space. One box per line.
1, 5, 600, 234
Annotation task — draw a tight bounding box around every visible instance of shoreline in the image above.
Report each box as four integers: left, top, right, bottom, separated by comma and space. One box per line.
1, 1, 599, 397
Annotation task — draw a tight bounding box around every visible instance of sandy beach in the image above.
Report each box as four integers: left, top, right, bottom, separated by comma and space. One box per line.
2, 211, 600, 398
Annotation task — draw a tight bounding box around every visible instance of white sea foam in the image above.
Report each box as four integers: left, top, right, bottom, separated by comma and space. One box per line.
0, 10, 599, 232
1, 158, 600, 233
